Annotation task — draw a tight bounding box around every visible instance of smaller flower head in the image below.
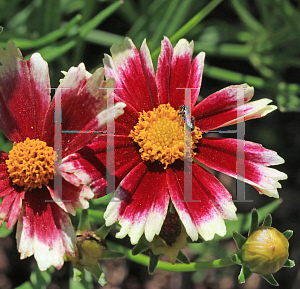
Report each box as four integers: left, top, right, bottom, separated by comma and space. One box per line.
232, 209, 294, 286
241, 226, 289, 275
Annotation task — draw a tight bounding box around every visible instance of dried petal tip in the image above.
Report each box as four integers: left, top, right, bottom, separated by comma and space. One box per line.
241, 226, 289, 275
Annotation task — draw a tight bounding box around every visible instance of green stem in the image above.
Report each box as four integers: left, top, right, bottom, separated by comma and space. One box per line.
106, 241, 236, 272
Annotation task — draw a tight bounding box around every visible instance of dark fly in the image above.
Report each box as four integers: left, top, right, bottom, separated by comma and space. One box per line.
178, 105, 195, 132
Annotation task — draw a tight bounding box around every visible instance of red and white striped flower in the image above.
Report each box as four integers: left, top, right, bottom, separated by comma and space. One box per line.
0, 41, 125, 270
63, 37, 287, 245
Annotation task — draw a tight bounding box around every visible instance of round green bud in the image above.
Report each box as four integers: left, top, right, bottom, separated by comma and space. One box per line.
242, 226, 289, 275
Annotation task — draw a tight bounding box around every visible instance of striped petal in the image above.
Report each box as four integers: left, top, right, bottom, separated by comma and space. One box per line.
16, 188, 76, 271
167, 163, 237, 241
104, 162, 169, 245
104, 38, 154, 112
156, 37, 173, 104
193, 84, 276, 131
195, 138, 287, 198
0, 41, 51, 143
169, 39, 194, 110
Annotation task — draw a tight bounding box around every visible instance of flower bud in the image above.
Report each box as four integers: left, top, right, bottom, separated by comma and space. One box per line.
241, 226, 289, 275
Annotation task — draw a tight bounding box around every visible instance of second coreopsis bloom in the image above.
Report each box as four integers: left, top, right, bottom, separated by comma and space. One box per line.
63, 37, 287, 245
0, 41, 125, 270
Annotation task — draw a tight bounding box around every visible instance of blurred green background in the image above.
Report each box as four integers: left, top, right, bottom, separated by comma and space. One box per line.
0, 0, 300, 288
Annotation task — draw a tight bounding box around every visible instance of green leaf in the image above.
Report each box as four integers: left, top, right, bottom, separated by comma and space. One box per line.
132, 236, 150, 256
151, 0, 225, 59
73, 265, 85, 283
0, 15, 81, 49
79, 2, 122, 37
176, 250, 190, 264
262, 274, 279, 286
283, 230, 293, 240
231, 253, 242, 265
232, 231, 247, 250
283, 259, 295, 268
216, 199, 281, 241
86, 264, 106, 286
238, 266, 252, 284
262, 214, 272, 227
248, 209, 259, 237
148, 252, 159, 274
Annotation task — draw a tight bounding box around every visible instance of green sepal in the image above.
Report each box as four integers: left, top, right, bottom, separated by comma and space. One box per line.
95, 224, 111, 239
262, 214, 272, 227
86, 264, 106, 286
73, 265, 85, 282
232, 231, 247, 250
248, 209, 258, 237
283, 230, 293, 240
261, 274, 279, 286
238, 266, 252, 284
283, 259, 295, 268
148, 252, 159, 274
176, 250, 190, 264
186, 236, 204, 243
231, 253, 242, 265
101, 249, 125, 259
132, 235, 150, 256
78, 209, 91, 231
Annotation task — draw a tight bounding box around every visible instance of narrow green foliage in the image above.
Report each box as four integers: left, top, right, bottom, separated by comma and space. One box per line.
176, 251, 190, 264
262, 214, 272, 227
248, 209, 259, 237
238, 266, 252, 284
148, 252, 159, 274
262, 274, 279, 286
232, 231, 247, 250
283, 230, 293, 240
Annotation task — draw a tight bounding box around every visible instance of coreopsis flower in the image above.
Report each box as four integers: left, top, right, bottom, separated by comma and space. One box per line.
0, 41, 125, 270
63, 37, 287, 246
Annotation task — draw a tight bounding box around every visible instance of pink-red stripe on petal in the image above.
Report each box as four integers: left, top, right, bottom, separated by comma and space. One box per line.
193, 84, 253, 128
104, 54, 139, 111
16, 189, 76, 271
167, 164, 236, 241
156, 37, 173, 104
0, 42, 51, 143
195, 138, 287, 198
140, 39, 159, 108
109, 38, 153, 112
169, 39, 194, 110
195, 98, 277, 131
188, 52, 205, 107
0, 190, 22, 229
42, 63, 87, 146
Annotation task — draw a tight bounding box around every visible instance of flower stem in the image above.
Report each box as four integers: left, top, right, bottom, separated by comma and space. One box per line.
106, 241, 236, 272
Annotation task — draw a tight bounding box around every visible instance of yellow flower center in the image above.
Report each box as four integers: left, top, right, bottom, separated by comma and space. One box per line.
5, 137, 55, 191
129, 103, 202, 169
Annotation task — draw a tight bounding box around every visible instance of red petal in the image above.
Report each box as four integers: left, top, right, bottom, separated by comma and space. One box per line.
167, 163, 236, 240
140, 40, 159, 108
193, 84, 254, 131
104, 162, 169, 244
16, 188, 76, 271
156, 37, 173, 104
195, 138, 287, 198
0, 42, 51, 142
104, 38, 153, 111
188, 52, 205, 107
169, 39, 194, 110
